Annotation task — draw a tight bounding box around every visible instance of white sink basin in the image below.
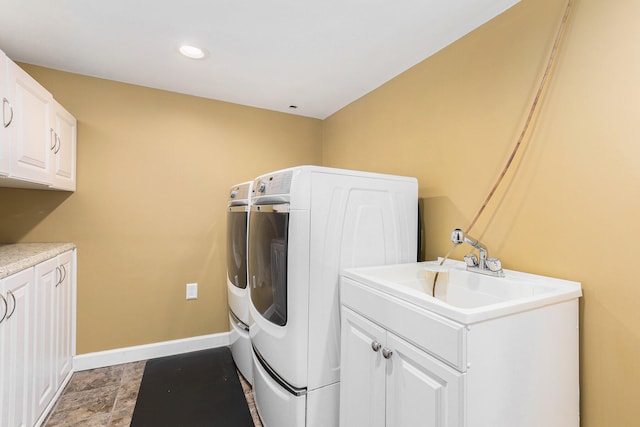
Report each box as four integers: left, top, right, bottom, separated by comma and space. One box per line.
341, 260, 582, 324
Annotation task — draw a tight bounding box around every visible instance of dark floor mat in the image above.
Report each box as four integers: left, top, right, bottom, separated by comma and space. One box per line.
131, 347, 254, 427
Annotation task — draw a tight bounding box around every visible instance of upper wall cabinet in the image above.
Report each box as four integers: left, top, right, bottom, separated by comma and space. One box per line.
0, 49, 76, 191
50, 101, 76, 191
7, 59, 53, 185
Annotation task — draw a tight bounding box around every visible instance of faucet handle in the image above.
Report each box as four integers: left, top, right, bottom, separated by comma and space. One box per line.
464, 254, 478, 267
451, 229, 465, 245
486, 257, 503, 272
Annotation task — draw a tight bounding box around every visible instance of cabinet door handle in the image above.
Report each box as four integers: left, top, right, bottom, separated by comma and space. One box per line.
55, 265, 67, 287
6, 290, 16, 320
3, 97, 13, 128
382, 348, 393, 359
0, 293, 7, 324
50, 131, 61, 153
371, 341, 382, 352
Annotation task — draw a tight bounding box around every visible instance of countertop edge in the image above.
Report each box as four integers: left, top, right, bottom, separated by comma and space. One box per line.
0, 243, 76, 279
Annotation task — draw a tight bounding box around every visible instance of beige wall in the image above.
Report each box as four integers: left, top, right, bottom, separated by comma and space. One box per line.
1, 0, 638, 424
323, 0, 639, 425
0, 67, 322, 354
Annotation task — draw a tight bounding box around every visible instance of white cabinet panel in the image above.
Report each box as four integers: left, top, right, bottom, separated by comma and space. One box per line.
340, 308, 386, 427
54, 251, 73, 387
6, 60, 53, 185
0, 268, 34, 427
50, 101, 76, 191
32, 257, 57, 423
0, 49, 9, 175
386, 333, 464, 427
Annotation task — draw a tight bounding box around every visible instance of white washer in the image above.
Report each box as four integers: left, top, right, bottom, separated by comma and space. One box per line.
247, 166, 418, 427
226, 181, 253, 384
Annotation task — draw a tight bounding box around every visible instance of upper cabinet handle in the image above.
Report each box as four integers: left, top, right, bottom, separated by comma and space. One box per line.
6, 290, 16, 320
382, 348, 393, 359
0, 293, 7, 324
55, 134, 62, 154
3, 97, 13, 128
50, 130, 61, 153
371, 341, 382, 352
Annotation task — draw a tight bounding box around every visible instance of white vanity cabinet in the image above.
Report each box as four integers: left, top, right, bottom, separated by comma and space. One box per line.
0, 48, 76, 191
341, 307, 464, 427
0, 246, 76, 427
340, 265, 581, 427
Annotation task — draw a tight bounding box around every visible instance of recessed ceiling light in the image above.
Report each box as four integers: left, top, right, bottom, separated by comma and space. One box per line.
179, 44, 206, 59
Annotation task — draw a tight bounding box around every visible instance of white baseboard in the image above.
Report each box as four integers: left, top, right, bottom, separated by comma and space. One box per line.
73, 332, 231, 371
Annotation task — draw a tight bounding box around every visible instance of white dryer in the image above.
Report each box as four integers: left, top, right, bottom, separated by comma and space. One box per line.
247, 166, 418, 427
227, 181, 253, 384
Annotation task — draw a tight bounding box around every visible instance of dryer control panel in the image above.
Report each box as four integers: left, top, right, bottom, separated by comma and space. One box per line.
228, 181, 253, 205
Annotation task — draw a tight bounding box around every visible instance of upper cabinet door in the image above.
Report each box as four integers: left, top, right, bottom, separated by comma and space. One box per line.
6, 59, 53, 185
50, 101, 76, 191
0, 50, 9, 176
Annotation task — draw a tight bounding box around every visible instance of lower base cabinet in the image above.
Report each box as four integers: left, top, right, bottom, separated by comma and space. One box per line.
0, 249, 75, 427
0, 268, 34, 427
340, 271, 580, 427
340, 307, 464, 427
53, 251, 73, 391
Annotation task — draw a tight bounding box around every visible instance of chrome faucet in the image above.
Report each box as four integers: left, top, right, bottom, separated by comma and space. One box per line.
450, 229, 504, 277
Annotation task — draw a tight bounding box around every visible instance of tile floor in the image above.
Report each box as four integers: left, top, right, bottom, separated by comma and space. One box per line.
43, 360, 262, 427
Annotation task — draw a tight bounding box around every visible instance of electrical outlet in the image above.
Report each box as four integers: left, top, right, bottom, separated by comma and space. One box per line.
186, 283, 198, 300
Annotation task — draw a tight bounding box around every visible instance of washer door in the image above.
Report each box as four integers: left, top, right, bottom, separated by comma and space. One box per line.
227, 205, 249, 289
248, 203, 289, 326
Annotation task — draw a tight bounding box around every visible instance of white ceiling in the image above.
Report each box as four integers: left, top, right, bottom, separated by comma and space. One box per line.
0, 0, 519, 119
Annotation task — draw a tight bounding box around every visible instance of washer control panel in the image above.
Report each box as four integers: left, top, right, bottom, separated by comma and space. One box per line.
254, 170, 293, 197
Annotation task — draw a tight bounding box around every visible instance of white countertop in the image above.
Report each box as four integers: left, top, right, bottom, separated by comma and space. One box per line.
0, 243, 76, 279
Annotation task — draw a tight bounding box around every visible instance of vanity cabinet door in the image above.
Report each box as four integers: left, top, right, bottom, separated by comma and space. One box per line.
385, 333, 465, 427
340, 307, 386, 427
340, 306, 465, 427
